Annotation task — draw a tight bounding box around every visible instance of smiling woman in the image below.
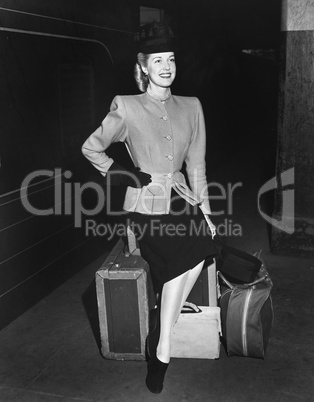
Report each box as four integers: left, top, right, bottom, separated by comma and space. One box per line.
81, 21, 218, 394
143, 52, 176, 95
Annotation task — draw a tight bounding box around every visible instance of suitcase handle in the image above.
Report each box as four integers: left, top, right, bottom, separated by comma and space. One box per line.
181, 301, 202, 314
218, 271, 268, 289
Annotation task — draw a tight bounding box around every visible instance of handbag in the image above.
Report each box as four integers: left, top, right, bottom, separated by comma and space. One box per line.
218, 260, 274, 359
213, 236, 262, 284
200, 211, 261, 284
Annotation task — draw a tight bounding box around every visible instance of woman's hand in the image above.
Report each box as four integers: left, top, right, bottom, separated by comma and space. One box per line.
107, 162, 152, 188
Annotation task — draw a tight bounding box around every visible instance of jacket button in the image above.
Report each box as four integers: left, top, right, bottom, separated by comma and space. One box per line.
165, 135, 172, 141
167, 154, 174, 161
167, 173, 173, 178
162, 115, 168, 121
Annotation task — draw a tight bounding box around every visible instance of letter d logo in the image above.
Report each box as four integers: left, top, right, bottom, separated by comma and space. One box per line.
257, 168, 294, 234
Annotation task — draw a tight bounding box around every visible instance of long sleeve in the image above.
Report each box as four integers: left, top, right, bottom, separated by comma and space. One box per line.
185, 98, 212, 214
81, 96, 128, 176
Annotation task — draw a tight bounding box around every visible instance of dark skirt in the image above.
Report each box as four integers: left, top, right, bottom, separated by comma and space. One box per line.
126, 191, 219, 294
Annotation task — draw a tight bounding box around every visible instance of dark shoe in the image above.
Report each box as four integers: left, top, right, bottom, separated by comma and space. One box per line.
146, 307, 161, 360
146, 356, 169, 394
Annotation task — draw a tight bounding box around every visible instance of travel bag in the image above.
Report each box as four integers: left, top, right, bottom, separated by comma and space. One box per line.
218, 260, 274, 359
171, 302, 221, 359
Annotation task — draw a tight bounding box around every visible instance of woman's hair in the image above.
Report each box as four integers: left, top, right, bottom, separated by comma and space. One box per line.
134, 52, 149, 92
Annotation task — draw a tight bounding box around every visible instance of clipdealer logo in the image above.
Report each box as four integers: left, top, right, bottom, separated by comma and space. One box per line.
19, 168, 244, 234
18, 167, 295, 236
257, 167, 295, 234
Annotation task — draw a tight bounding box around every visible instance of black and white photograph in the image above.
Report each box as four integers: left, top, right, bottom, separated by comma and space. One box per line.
0, 0, 313, 401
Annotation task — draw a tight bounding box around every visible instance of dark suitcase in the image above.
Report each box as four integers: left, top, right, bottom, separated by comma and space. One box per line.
219, 261, 274, 359
96, 238, 155, 361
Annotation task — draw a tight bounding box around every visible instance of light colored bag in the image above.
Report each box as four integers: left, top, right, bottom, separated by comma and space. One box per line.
170, 304, 221, 359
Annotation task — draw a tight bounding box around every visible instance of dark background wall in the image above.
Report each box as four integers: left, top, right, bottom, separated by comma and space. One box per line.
0, 0, 139, 330
0, 0, 281, 329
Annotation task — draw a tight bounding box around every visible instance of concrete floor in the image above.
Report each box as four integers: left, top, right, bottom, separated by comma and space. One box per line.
1, 132, 314, 401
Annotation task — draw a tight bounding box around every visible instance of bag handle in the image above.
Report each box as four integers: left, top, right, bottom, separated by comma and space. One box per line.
218, 271, 235, 289
218, 271, 268, 289
181, 301, 202, 314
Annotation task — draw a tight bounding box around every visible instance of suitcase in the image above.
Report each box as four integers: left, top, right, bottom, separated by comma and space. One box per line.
171, 305, 221, 359
169, 254, 220, 360
218, 261, 274, 359
96, 238, 155, 361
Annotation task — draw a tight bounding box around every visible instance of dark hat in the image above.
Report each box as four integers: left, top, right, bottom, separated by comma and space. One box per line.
134, 21, 177, 54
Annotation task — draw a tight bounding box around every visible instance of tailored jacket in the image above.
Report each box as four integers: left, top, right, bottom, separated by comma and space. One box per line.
82, 91, 212, 215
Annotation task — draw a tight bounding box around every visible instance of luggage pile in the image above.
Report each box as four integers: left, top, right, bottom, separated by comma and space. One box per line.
95, 233, 274, 361
95, 238, 221, 361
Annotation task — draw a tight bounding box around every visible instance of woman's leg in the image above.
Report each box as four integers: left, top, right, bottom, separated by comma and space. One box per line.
156, 259, 204, 363
175, 259, 204, 323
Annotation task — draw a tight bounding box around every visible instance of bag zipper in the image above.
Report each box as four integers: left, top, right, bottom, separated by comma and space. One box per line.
242, 287, 253, 356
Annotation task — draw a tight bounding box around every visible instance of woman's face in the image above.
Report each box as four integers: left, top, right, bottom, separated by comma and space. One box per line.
144, 52, 176, 91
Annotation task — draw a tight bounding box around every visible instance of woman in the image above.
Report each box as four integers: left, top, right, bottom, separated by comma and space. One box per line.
82, 28, 218, 394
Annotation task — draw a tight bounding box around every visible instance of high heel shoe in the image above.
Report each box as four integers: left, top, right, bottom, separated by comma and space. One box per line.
146, 306, 160, 360
146, 356, 169, 394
